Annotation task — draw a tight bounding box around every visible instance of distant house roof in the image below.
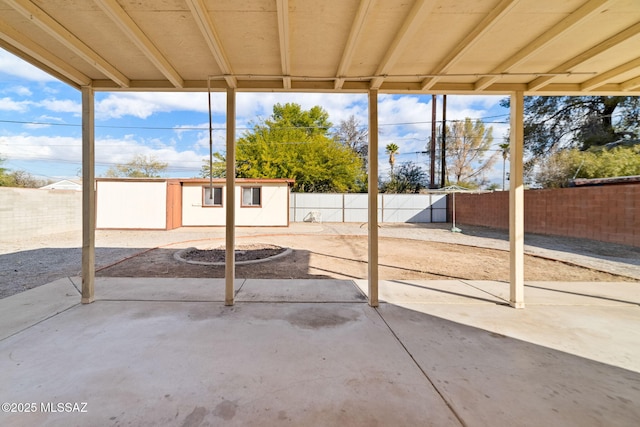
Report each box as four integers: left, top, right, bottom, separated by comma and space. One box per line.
40, 179, 82, 191
570, 175, 640, 187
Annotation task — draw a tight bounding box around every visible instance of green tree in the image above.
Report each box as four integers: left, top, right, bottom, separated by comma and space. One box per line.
210, 103, 364, 192
200, 152, 227, 178
500, 96, 640, 155
0, 157, 13, 186
105, 154, 168, 178
7, 170, 48, 188
446, 118, 497, 186
385, 143, 399, 178
266, 103, 332, 137
535, 145, 640, 188
0, 158, 50, 188
381, 161, 427, 193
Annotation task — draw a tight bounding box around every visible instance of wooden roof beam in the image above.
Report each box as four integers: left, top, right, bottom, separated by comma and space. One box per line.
621, 75, 640, 92
420, 0, 518, 91
580, 58, 640, 91
335, 0, 375, 90
0, 20, 90, 87
95, 0, 184, 88
474, 0, 612, 91
185, 0, 237, 88
370, 0, 437, 90
5, 0, 130, 88
528, 21, 640, 91
276, 0, 291, 89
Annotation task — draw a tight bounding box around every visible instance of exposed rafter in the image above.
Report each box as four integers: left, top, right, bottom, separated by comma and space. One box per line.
581, 58, 640, 91
4, 0, 130, 88
370, 0, 437, 90
0, 20, 90, 87
621, 75, 640, 92
185, 0, 237, 88
527, 21, 640, 91
474, 0, 612, 91
95, 0, 183, 88
0, 0, 637, 95
276, 0, 291, 89
335, 0, 375, 90
420, 0, 518, 91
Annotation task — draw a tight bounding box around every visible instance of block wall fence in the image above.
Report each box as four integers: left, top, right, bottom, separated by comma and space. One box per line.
449, 183, 639, 247
0, 187, 82, 242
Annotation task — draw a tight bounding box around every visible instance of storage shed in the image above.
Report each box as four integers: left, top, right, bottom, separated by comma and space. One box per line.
96, 178, 293, 230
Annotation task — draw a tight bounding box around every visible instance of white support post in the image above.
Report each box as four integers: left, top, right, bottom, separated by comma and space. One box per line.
368, 90, 379, 307
225, 87, 236, 306
81, 86, 95, 304
509, 91, 525, 309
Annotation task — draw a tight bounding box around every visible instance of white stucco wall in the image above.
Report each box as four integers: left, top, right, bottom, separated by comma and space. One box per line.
96, 180, 167, 229
182, 183, 289, 226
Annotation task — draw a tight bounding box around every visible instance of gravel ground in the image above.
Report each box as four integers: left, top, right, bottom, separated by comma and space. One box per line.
1, 223, 638, 299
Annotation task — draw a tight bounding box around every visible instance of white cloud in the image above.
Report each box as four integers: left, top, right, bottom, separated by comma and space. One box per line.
3, 85, 32, 96
0, 133, 203, 176
24, 114, 69, 129
38, 98, 81, 115
0, 49, 57, 82
94, 135, 204, 175
0, 134, 81, 163
95, 92, 219, 120
96, 95, 162, 120
0, 97, 30, 112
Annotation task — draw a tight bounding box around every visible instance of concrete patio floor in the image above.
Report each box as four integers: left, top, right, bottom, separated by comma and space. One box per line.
1, 278, 639, 426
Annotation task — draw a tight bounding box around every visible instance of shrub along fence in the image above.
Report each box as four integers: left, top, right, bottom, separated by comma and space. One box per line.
450, 183, 639, 247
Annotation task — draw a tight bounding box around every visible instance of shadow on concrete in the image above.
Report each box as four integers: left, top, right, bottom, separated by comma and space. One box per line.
0, 246, 337, 300
0, 247, 144, 299
386, 279, 507, 304
94, 248, 333, 281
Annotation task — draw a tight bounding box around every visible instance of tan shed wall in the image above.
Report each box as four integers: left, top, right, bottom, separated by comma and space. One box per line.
96, 181, 167, 229
182, 183, 289, 226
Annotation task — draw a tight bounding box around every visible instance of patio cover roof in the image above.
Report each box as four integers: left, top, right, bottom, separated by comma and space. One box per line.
1, 0, 639, 95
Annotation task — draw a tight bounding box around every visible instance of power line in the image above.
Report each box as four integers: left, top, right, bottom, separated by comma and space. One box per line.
0, 113, 520, 132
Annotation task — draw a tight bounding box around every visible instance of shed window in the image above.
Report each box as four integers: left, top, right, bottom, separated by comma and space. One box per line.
242, 187, 261, 207
203, 186, 222, 206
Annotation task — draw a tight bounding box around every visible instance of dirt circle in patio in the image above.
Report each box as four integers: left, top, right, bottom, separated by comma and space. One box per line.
174, 243, 291, 266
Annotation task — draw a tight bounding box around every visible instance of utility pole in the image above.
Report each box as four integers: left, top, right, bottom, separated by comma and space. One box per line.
441, 94, 447, 188
430, 94, 437, 188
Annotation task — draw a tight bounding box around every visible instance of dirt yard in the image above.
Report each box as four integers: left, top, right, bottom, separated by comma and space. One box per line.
96, 234, 634, 282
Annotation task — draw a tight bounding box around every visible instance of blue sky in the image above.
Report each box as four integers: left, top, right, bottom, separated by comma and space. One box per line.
0, 48, 511, 185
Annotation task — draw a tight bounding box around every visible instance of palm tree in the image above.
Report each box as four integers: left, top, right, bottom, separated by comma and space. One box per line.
499, 142, 509, 190
385, 143, 399, 178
